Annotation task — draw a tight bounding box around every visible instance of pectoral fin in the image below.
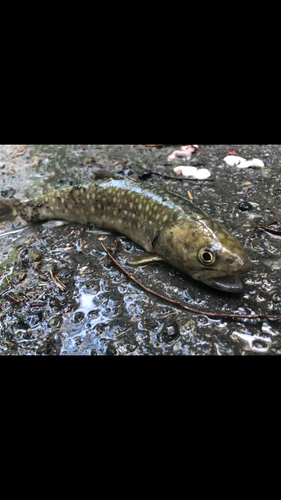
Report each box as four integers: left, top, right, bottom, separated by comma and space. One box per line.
127, 254, 164, 266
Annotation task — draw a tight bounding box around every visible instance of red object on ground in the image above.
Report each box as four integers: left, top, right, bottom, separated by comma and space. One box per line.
226, 149, 240, 156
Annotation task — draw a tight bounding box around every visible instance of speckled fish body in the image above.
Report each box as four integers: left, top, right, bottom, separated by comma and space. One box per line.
3, 175, 252, 292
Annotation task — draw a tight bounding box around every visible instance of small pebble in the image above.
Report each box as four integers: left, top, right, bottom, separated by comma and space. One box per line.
25, 252, 40, 261
238, 202, 252, 211
138, 171, 151, 180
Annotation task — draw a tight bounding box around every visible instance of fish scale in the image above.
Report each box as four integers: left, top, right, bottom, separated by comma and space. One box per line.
0, 174, 252, 292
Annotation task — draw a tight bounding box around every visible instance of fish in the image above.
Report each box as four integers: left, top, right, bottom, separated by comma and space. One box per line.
0, 173, 252, 292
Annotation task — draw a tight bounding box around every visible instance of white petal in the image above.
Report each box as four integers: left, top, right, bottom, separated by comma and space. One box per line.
251, 158, 264, 167
173, 166, 211, 179
223, 155, 245, 165
195, 168, 211, 179
236, 158, 265, 168
174, 166, 197, 176
235, 160, 252, 168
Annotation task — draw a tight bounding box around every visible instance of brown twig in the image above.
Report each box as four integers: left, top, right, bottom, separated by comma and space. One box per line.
16, 272, 26, 283
11, 146, 27, 159
162, 311, 178, 319
251, 220, 281, 239
38, 274, 48, 281
50, 269, 66, 291
5, 293, 21, 304
55, 275, 66, 289
79, 227, 84, 250
25, 232, 36, 246
108, 238, 120, 266
100, 242, 281, 320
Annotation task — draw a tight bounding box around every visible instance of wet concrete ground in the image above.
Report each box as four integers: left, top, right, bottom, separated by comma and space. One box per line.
0, 144, 280, 355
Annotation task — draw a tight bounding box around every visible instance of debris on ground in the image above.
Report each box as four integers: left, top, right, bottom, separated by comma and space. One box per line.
173, 166, 211, 179
168, 145, 198, 161
224, 155, 265, 168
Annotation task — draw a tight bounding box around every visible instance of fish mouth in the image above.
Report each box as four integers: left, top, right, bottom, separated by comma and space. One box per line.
202, 275, 245, 293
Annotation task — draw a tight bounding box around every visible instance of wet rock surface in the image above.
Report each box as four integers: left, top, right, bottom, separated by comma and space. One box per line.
0, 144, 280, 355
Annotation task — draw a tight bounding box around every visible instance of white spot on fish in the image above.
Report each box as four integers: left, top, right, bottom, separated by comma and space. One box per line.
129, 202, 133, 209
113, 197, 116, 203
138, 203, 142, 211
163, 214, 168, 222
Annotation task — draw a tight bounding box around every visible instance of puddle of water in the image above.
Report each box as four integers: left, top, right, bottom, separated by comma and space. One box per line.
231, 330, 272, 353
60, 280, 116, 355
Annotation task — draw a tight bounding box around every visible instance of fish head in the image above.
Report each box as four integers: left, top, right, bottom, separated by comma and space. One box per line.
158, 217, 252, 293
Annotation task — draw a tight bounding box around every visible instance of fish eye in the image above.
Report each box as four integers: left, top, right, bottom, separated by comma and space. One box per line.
198, 247, 216, 265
